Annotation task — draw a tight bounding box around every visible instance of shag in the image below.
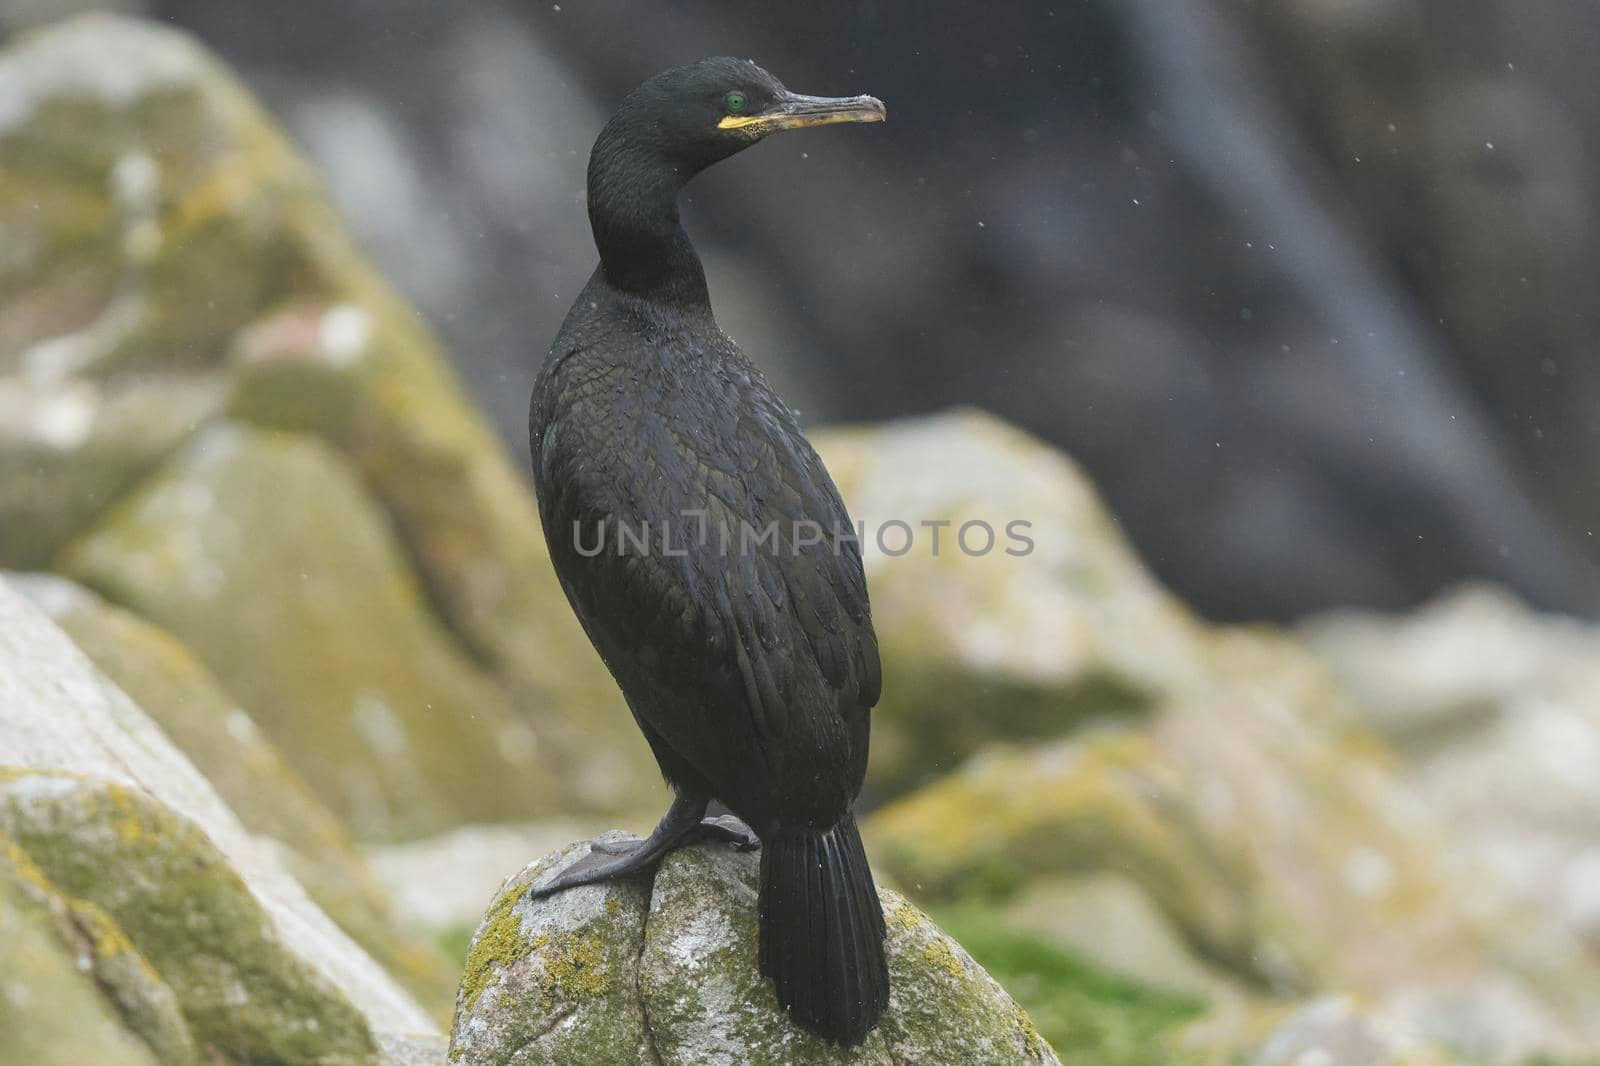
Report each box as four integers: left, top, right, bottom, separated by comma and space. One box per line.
527, 58, 889, 1044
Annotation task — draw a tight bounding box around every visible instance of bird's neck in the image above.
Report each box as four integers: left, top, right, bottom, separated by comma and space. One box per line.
587, 141, 711, 309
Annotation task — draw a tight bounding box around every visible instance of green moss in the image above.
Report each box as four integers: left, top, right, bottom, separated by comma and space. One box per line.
40, 580, 458, 1017
867, 733, 1260, 979
459, 887, 524, 1014
540, 932, 611, 998
0, 838, 164, 1066
449, 843, 652, 1066
2, 828, 197, 1065
0, 772, 376, 1065
931, 902, 1206, 1066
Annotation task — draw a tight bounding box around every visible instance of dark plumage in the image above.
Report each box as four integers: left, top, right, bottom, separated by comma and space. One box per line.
526, 58, 890, 1044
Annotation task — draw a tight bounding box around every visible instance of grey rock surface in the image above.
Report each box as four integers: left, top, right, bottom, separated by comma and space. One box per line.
449, 835, 1059, 1066
0, 575, 440, 1053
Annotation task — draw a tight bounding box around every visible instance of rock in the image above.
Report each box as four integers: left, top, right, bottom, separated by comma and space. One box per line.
0, 14, 659, 831
0, 838, 168, 1066
813, 410, 1208, 801
1, 770, 376, 1063
365, 819, 615, 935
227, 301, 652, 816
0, 374, 222, 568
869, 627, 1600, 1060
448, 836, 1059, 1066
1250, 997, 1455, 1066
867, 731, 1258, 978
60, 423, 556, 841
0, 15, 327, 378
0, 575, 439, 1058
1306, 585, 1600, 952
10, 572, 459, 1016
998, 872, 1234, 998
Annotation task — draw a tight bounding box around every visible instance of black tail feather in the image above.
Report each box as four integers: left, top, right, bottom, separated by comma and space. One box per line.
757, 813, 890, 1044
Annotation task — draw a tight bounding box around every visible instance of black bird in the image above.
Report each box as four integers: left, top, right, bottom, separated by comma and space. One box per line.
527, 58, 890, 1044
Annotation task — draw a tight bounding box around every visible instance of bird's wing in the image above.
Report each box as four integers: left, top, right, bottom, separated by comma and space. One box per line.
537, 374, 879, 798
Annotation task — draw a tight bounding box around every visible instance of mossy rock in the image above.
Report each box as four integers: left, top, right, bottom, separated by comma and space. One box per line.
0, 375, 222, 568
0, 16, 332, 376
869, 626, 1600, 1058
449, 834, 654, 1065
0, 769, 377, 1064
0, 14, 658, 822
12, 572, 459, 1018
226, 298, 661, 818
812, 410, 1208, 803
449, 835, 1059, 1066
928, 901, 1209, 1065
866, 730, 1259, 981
1153, 626, 1600, 1045
0, 834, 175, 1066
60, 423, 556, 841
0, 573, 438, 1053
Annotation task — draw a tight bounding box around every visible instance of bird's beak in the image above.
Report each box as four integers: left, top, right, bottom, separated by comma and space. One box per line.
718, 91, 886, 134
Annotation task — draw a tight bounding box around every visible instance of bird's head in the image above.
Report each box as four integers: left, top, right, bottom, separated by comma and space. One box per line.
600, 57, 886, 174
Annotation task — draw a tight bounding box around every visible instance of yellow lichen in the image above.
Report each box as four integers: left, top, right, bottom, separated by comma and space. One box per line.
921, 936, 964, 980
105, 784, 149, 845
540, 932, 609, 999
459, 889, 525, 1013
887, 898, 925, 933
71, 899, 135, 961
1014, 1006, 1046, 1059
2, 837, 56, 898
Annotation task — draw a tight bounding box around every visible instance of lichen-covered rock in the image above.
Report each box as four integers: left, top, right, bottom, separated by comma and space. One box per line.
227, 300, 654, 816
60, 423, 556, 841
0, 15, 328, 377
992, 872, 1235, 999
1158, 627, 1600, 1059
365, 819, 615, 935
11, 572, 459, 1017
0, 14, 659, 830
0, 835, 171, 1066
1, 771, 376, 1063
0, 375, 221, 568
867, 732, 1258, 977
449, 834, 655, 1065
0, 575, 439, 1056
449, 837, 1059, 1066
812, 410, 1208, 802
869, 627, 1600, 1060
1249, 998, 1458, 1066
1306, 586, 1600, 948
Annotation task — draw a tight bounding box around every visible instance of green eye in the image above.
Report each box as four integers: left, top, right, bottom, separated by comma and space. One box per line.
724, 91, 747, 114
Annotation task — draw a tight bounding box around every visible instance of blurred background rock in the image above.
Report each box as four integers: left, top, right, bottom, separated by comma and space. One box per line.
6, 0, 1595, 623
4, 4, 1600, 1064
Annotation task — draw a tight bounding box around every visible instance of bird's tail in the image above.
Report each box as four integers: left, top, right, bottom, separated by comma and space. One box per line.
757, 812, 890, 1045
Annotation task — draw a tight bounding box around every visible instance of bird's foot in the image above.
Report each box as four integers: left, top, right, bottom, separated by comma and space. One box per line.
529, 795, 760, 898
692, 814, 761, 851
589, 815, 760, 856
528, 838, 663, 898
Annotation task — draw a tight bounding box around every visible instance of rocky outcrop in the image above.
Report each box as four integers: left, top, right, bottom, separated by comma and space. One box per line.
0, 14, 662, 840
813, 410, 1207, 803
1307, 586, 1600, 958
10, 572, 460, 1016
868, 627, 1600, 1061
0, 575, 440, 1063
59, 423, 556, 841
448, 836, 1059, 1066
